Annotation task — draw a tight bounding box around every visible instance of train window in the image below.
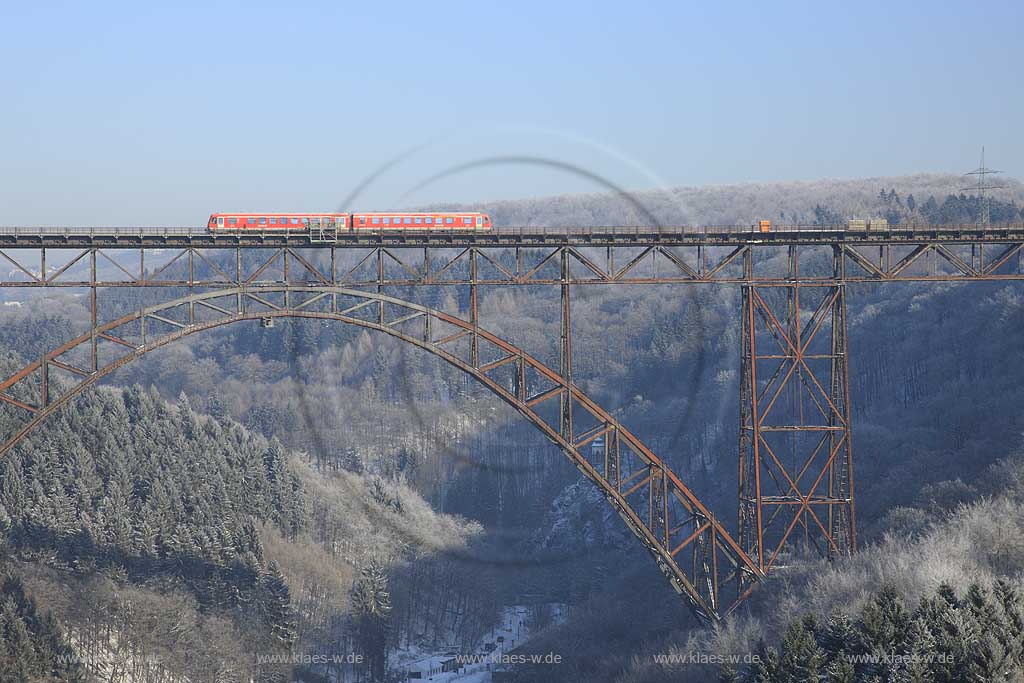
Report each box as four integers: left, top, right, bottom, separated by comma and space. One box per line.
425, 217, 432, 225
372, 217, 380, 225
287, 217, 296, 225
404, 217, 412, 224
259, 217, 267, 225
382, 218, 390, 225
269, 217, 277, 225
414, 217, 422, 224
445, 217, 453, 224
301, 217, 309, 225
359, 217, 365, 225
228, 217, 237, 226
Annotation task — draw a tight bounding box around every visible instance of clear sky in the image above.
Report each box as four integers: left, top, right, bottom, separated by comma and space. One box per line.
0, 1, 1020, 225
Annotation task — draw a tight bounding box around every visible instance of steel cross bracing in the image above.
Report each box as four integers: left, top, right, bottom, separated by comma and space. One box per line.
0, 224, 1023, 624
738, 247, 855, 585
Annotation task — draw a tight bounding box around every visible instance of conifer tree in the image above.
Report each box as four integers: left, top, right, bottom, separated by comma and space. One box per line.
824, 653, 855, 683
993, 579, 1024, 665
352, 560, 392, 682
903, 615, 937, 683
778, 616, 825, 682
964, 583, 1013, 681
261, 560, 297, 646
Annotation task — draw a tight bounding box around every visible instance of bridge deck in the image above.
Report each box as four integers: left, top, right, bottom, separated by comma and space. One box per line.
0, 225, 1022, 248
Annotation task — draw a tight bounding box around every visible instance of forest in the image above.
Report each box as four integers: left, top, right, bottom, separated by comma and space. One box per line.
1, 172, 1023, 681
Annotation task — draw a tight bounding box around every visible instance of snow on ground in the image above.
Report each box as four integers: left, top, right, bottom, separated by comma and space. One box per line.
393, 604, 566, 682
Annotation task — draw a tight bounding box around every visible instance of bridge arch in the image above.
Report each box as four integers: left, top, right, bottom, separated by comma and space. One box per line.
0, 285, 760, 621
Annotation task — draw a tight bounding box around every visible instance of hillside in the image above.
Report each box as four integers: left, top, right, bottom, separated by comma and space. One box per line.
0, 356, 482, 680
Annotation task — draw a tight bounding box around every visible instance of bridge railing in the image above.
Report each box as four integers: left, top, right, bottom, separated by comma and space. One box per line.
0, 223, 1020, 238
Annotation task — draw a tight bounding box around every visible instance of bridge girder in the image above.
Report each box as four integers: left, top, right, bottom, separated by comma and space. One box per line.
0, 237, 1023, 290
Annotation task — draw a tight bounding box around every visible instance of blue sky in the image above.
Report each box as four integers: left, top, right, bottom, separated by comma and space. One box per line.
0, 1, 1020, 225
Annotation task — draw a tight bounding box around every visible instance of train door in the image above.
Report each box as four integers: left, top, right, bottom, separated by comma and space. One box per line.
475, 215, 483, 229
217, 216, 224, 229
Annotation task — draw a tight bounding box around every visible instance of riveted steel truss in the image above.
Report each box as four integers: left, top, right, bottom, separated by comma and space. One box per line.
738, 247, 855, 582
2, 229, 1024, 291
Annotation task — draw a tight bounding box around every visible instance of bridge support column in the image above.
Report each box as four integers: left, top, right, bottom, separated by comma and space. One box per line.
559, 249, 573, 440
470, 249, 479, 368
738, 247, 856, 583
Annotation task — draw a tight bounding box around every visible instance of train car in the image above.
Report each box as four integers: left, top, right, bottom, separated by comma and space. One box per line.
350, 212, 491, 230
208, 213, 349, 231
847, 218, 888, 231
208, 211, 492, 232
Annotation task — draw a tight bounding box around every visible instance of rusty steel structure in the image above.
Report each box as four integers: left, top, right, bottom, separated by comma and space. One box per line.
738, 248, 855, 586
0, 222, 1023, 623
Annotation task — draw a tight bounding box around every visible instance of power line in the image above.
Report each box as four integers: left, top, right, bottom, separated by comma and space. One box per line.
962, 146, 1005, 225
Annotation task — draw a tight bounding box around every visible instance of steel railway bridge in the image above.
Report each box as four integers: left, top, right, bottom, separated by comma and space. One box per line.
1, 223, 1023, 624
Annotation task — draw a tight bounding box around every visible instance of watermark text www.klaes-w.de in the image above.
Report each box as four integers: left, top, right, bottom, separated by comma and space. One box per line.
254, 652, 365, 665
454, 652, 563, 666
845, 652, 954, 666
652, 652, 762, 666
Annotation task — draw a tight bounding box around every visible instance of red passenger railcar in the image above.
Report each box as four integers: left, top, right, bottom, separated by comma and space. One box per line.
207, 213, 349, 231
350, 212, 490, 230
207, 211, 492, 232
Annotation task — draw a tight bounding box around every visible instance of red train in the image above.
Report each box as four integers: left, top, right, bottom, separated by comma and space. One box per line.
207, 211, 492, 232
